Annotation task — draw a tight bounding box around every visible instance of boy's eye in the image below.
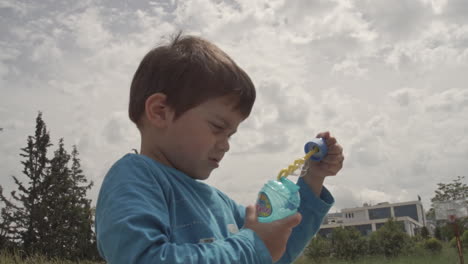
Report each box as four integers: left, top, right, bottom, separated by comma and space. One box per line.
210, 122, 224, 130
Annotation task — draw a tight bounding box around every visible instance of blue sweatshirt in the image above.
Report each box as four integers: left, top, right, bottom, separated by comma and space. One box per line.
96, 154, 334, 263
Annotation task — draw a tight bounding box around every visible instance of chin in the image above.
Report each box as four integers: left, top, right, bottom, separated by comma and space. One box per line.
196, 174, 211, 181
194, 170, 212, 180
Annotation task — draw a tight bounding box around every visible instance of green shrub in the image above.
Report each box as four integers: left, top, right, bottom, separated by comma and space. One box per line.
424, 238, 442, 254
410, 241, 428, 256
305, 235, 332, 260
450, 237, 457, 248
461, 230, 468, 248
330, 227, 367, 261
420, 226, 430, 239
367, 219, 412, 257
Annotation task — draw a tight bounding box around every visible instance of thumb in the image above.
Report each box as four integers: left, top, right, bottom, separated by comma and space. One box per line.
245, 205, 258, 224
277, 213, 302, 228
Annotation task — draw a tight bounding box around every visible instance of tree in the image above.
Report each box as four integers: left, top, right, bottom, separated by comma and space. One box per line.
431, 176, 468, 203
38, 138, 72, 257
0, 113, 101, 261
0, 187, 16, 251
37, 140, 98, 260
430, 176, 468, 240
0, 112, 52, 255
66, 145, 99, 260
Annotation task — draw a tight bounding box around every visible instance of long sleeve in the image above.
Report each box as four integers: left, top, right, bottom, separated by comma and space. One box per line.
95, 158, 272, 264
276, 177, 334, 264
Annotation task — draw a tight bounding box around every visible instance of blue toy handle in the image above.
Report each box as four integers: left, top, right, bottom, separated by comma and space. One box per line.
304, 138, 328, 161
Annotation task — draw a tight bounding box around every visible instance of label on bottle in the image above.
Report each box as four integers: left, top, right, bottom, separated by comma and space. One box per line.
256, 192, 272, 217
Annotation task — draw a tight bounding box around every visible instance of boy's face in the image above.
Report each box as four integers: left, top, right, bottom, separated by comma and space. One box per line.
161, 95, 245, 180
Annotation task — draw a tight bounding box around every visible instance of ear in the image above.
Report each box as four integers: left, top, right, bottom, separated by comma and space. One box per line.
144, 93, 174, 128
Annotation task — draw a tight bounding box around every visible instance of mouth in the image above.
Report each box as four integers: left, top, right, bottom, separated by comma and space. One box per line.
209, 158, 221, 167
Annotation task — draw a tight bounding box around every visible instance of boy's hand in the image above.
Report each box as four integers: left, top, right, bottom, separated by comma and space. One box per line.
243, 205, 302, 262
304, 131, 344, 180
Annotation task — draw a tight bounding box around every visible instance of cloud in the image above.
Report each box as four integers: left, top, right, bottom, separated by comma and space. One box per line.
332, 60, 369, 78
102, 112, 138, 145
61, 7, 112, 50
389, 88, 420, 107
2, 0, 468, 213
425, 88, 468, 112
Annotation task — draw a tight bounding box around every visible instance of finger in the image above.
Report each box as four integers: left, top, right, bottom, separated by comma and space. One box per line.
325, 136, 337, 147
319, 162, 343, 176
321, 154, 345, 164
316, 131, 330, 139
245, 205, 258, 224
326, 144, 343, 155
277, 213, 302, 228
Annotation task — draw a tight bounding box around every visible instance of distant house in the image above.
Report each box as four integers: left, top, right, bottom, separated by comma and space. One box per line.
318, 200, 426, 237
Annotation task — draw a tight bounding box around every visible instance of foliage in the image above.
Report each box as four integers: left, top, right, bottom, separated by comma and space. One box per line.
0, 112, 101, 261
449, 230, 467, 249
420, 226, 429, 239
368, 219, 411, 257
330, 226, 367, 261
435, 219, 468, 242
0, 250, 105, 264
0, 187, 16, 251
462, 230, 468, 248
297, 241, 463, 264
434, 226, 442, 240
304, 235, 332, 261
423, 238, 442, 254
450, 237, 457, 248
0, 112, 52, 254
431, 176, 467, 203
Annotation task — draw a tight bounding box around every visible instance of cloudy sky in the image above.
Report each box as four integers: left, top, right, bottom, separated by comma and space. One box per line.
1, 0, 468, 214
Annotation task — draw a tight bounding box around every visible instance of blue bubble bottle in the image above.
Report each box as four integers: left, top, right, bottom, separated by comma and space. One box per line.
256, 138, 328, 223
256, 177, 300, 223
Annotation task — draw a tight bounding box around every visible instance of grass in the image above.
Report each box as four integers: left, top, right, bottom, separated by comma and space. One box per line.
293, 245, 466, 264
1, 245, 465, 263
0, 251, 104, 264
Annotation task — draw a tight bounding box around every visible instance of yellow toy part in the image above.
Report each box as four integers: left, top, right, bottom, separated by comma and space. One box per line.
277, 146, 319, 180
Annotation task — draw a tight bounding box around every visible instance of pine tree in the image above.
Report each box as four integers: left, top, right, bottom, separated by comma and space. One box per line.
0, 112, 52, 255
66, 145, 97, 260
39, 140, 99, 260
39, 138, 72, 258
0, 112, 101, 260
0, 186, 16, 251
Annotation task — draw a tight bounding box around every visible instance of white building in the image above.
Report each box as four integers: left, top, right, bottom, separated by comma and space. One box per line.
318, 200, 426, 237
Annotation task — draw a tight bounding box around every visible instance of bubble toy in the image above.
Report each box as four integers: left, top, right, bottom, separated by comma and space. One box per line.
256, 138, 328, 223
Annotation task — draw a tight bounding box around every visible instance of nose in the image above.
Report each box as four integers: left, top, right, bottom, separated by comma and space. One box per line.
216, 137, 230, 153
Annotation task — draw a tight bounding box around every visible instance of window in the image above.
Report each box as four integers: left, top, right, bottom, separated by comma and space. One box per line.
349, 224, 372, 236
394, 204, 419, 222
368, 207, 391, 220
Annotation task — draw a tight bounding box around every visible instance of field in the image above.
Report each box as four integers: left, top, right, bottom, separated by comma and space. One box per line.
293, 244, 465, 264
1, 245, 465, 263
0, 251, 104, 264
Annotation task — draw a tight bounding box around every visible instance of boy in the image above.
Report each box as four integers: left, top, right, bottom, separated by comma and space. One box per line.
96, 33, 344, 263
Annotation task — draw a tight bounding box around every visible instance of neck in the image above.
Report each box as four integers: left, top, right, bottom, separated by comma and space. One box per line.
140, 136, 174, 168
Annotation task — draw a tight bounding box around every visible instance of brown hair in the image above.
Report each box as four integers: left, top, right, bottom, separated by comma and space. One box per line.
129, 33, 256, 127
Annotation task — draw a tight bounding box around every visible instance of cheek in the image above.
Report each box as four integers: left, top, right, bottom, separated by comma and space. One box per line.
175, 126, 213, 153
